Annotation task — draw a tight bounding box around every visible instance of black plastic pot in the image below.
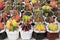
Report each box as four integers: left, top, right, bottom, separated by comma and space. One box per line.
33, 31, 46, 40
0, 31, 7, 39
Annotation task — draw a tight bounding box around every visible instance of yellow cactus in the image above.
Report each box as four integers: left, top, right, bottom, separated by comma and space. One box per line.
48, 23, 58, 31
12, 19, 18, 27
42, 5, 51, 10
32, 0, 37, 3
6, 19, 18, 31
35, 24, 45, 31
6, 21, 11, 30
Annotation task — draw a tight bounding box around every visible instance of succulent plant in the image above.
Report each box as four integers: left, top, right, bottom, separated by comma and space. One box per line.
24, 11, 32, 16
21, 23, 31, 31
43, 11, 53, 17
4, 5, 13, 11
34, 23, 45, 31
0, 22, 4, 31
45, 17, 55, 23
48, 23, 58, 31
6, 19, 18, 31
22, 15, 31, 23
17, 5, 23, 11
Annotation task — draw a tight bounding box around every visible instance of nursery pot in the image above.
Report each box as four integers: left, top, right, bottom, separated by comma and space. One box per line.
0, 27, 7, 39
47, 32, 59, 40
57, 22, 60, 38
33, 30, 46, 40
19, 27, 33, 40
46, 25, 59, 40
54, 20, 60, 38
0, 31, 7, 39
33, 22, 46, 40
6, 30, 19, 40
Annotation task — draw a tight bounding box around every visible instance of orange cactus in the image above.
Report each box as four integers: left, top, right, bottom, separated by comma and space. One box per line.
12, 10, 19, 16
49, 17, 54, 23
3, 10, 10, 15
15, 15, 20, 22
12, 16, 15, 19
0, 22, 4, 30
0, 1, 4, 5
27, 17, 31, 23
0, 1, 4, 10
50, 1, 57, 7
24, 0, 29, 3
28, 5, 32, 11
12, 14, 20, 22
0, 0, 4, 2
